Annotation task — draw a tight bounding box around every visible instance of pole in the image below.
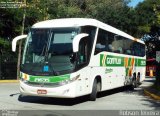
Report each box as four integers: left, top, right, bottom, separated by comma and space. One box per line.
17, 0, 26, 79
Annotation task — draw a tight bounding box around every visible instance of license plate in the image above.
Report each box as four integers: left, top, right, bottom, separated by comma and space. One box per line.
37, 89, 47, 94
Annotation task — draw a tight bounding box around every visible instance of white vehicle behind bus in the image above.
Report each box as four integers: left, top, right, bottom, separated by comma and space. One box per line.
12, 18, 146, 101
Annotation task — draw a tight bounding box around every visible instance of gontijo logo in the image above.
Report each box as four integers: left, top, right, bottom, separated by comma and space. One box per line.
107, 57, 122, 65
100, 54, 124, 67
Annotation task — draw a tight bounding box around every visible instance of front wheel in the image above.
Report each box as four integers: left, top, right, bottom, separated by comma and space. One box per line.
89, 79, 98, 101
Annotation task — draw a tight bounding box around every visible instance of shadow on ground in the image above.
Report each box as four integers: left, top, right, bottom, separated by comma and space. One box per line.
17, 86, 133, 106
18, 94, 89, 106
16, 78, 160, 109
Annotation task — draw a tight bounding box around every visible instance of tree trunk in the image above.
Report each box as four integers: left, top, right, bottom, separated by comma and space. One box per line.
17, 3, 26, 80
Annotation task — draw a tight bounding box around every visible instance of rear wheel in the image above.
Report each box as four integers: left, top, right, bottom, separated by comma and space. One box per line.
89, 79, 98, 101
132, 73, 140, 88
130, 73, 137, 89
136, 74, 141, 85
132, 80, 138, 88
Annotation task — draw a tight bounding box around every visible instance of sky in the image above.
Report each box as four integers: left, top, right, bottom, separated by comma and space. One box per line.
128, 0, 144, 7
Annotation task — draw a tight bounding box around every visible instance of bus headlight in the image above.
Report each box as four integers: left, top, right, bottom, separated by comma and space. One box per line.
59, 74, 80, 86
20, 73, 28, 83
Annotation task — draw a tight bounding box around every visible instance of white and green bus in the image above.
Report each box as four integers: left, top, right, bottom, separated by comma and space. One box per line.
12, 18, 146, 101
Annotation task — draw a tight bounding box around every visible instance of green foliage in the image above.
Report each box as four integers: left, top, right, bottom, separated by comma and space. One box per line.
135, 0, 160, 37
0, 0, 160, 61
1, 0, 160, 83
0, 0, 159, 38
0, 8, 24, 38
0, 38, 10, 48
0, 37, 17, 62
154, 3, 160, 25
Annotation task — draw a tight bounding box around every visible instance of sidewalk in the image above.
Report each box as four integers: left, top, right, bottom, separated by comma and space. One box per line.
144, 85, 160, 101
0, 80, 19, 83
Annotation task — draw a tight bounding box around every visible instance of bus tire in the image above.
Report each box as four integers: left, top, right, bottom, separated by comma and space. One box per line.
136, 73, 141, 86
132, 74, 139, 88
18, 94, 25, 101
89, 79, 98, 101
132, 73, 137, 88
133, 73, 141, 88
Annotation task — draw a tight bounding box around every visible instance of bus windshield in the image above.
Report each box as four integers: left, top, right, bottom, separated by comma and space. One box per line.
21, 28, 79, 76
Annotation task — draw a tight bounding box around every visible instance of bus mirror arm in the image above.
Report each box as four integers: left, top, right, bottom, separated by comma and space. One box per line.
72, 33, 89, 52
12, 35, 27, 52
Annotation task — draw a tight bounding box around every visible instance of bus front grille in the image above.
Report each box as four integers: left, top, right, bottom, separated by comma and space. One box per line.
24, 81, 60, 88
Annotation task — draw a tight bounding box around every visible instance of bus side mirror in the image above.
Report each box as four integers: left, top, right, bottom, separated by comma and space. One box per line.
72, 33, 89, 53
12, 35, 27, 52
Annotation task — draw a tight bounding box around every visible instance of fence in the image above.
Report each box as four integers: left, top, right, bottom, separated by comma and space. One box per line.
0, 62, 17, 80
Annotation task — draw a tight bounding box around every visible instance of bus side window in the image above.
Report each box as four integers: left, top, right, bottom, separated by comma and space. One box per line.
78, 26, 96, 65
123, 37, 133, 55
112, 35, 124, 54
77, 36, 93, 68
108, 44, 114, 52
126, 49, 131, 55
133, 42, 140, 56
140, 44, 145, 57
94, 29, 107, 54
78, 38, 87, 65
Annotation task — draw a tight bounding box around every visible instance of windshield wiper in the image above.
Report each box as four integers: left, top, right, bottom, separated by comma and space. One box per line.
44, 31, 52, 62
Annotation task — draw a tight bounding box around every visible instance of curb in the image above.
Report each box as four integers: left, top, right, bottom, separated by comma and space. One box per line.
0, 80, 19, 83
144, 89, 160, 101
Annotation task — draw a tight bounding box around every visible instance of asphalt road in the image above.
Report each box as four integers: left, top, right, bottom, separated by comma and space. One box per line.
0, 78, 159, 116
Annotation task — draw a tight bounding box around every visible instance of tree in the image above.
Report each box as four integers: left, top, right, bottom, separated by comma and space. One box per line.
140, 0, 160, 87
2, 0, 158, 80
153, 2, 160, 87
0, 8, 24, 39
134, 0, 158, 37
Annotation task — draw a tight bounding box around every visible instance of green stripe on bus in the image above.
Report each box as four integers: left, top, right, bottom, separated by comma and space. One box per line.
100, 54, 146, 67
135, 58, 146, 66
29, 74, 70, 83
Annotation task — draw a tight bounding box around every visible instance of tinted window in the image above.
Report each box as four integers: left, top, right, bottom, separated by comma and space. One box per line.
94, 29, 107, 54
123, 38, 134, 55
77, 26, 96, 66
111, 35, 124, 54
94, 28, 145, 57
132, 42, 145, 57
94, 29, 124, 54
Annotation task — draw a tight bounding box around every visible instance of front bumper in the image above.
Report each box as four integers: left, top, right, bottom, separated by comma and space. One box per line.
20, 80, 77, 98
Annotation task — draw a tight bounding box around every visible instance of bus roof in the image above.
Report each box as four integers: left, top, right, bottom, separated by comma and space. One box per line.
32, 18, 144, 44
